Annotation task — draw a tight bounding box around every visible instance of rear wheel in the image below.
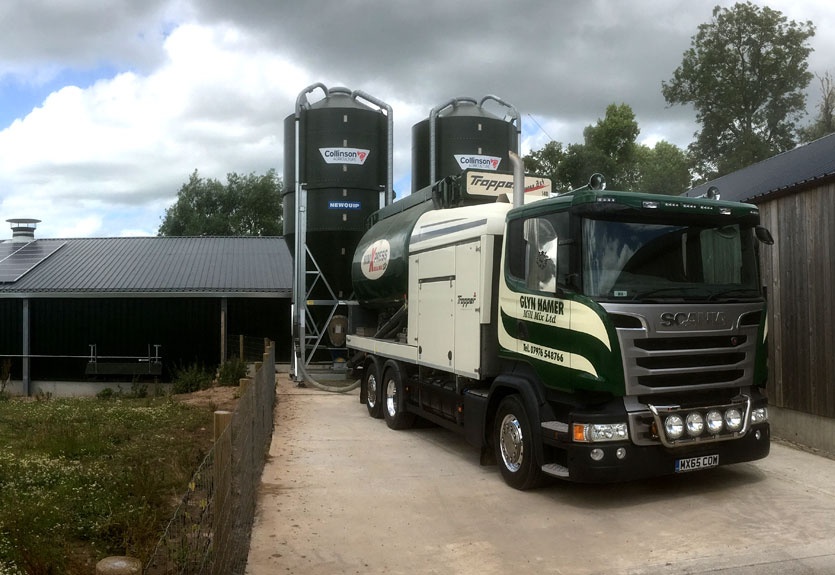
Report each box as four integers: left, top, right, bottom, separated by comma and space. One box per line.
364, 357, 383, 419
494, 395, 543, 490
382, 361, 415, 430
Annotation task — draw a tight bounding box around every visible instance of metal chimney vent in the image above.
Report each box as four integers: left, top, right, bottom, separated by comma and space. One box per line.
6, 218, 40, 243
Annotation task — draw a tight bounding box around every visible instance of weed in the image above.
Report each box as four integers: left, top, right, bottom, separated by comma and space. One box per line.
0, 360, 10, 401
217, 357, 248, 386
171, 363, 212, 394
130, 380, 148, 399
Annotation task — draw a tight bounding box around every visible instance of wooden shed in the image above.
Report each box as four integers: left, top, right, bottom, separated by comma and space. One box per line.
688, 133, 835, 452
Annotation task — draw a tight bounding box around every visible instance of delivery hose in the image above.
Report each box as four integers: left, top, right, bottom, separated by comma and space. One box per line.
293, 303, 408, 394
295, 357, 360, 393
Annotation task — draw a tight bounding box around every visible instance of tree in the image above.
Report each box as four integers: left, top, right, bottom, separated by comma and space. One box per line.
525, 104, 640, 190
799, 71, 835, 143
524, 103, 690, 194
524, 140, 565, 182
635, 141, 691, 195
662, 2, 815, 180
159, 169, 283, 236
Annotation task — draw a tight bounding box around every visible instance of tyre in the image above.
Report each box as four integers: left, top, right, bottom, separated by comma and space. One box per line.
364, 357, 383, 419
494, 395, 543, 490
382, 361, 415, 430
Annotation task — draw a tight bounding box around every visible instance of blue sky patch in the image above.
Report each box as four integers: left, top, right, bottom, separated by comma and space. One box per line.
0, 65, 120, 129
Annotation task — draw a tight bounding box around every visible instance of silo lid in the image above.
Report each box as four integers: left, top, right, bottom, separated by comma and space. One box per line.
308, 87, 368, 111
438, 99, 501, 120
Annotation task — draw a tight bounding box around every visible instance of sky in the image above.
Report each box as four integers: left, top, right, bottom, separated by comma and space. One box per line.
0, 0, 832, 239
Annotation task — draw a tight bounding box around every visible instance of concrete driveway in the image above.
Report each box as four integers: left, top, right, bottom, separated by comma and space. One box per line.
246, 375, 835, 575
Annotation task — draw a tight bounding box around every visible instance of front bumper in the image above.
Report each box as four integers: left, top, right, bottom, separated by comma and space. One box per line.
555, 422, 769, 483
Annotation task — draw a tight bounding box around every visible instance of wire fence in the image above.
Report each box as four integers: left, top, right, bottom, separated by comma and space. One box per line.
226, 334, 275, 363
143, 339, 276, 575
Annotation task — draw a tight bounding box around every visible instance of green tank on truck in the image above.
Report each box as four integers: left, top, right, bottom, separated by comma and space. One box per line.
347, 175, 773, 489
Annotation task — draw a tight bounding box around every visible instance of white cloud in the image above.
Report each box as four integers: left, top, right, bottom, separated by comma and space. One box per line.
0, 20, 312, 237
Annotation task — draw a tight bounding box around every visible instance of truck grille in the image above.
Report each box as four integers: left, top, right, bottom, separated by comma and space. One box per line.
603, 302, 763, 397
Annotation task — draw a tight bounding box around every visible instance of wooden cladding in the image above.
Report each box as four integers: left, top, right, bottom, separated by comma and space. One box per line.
758, 180, 835, 418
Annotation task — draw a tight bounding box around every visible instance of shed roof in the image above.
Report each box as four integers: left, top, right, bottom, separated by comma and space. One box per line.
685, 133, 835, 203
0, 236, 293, 298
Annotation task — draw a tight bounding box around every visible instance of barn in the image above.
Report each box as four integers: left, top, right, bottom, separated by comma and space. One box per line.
687, 133, 835, 455
0, 220, 293, 396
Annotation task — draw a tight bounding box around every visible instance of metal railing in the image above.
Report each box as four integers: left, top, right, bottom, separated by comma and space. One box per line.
143, 339, 276, 574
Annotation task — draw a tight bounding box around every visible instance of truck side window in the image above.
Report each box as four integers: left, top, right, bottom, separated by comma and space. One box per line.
507, 212, 572, 293
524, 218, 558, 291
507, 219, 526, 279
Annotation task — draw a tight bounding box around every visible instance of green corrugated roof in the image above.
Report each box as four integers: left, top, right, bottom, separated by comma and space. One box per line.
0, 236, 293, 297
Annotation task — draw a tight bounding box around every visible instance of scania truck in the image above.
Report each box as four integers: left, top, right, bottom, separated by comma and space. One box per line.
346, 155, 772, 489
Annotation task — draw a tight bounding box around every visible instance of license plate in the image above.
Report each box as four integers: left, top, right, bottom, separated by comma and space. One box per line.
675, 454, 719, 473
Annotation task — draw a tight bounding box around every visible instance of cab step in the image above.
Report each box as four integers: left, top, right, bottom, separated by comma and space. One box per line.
541, 463, 569, 478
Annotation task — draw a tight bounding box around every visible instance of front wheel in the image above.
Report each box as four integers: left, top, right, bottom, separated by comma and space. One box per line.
494, 395, 543, 490
382, 361, 415, 430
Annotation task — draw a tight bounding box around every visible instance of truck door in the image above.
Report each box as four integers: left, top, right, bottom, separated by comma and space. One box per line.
501, 211, 574, 374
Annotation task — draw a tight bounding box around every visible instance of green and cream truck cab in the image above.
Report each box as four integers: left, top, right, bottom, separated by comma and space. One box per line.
347, 164, 772, 489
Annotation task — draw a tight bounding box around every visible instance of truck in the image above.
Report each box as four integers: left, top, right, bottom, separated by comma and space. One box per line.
346, 154, 772, 489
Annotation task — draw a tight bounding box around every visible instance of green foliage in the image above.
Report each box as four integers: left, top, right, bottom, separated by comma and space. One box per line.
799, 71, 835, 143
0, 360, 10, 402
634, 141, 691, 195
524, 140, 564, 182
662, 2, 815, 180
217, 357, 248, 387
171, 363, 213, 394
158, 169, 283, 237
0, 397, 213, 573
524, 103, 690, 194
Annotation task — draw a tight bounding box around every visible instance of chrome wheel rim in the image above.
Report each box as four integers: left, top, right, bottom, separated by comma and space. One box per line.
367, 372, 378, 408
385, 378, 397, 418
499, 413, 523, 472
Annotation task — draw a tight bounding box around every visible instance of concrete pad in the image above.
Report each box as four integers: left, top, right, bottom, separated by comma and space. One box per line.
247, 375, 835, 575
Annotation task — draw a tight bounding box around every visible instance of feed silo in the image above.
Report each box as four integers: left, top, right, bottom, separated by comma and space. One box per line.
411, 95, 520, 193
284, 84, 392, 299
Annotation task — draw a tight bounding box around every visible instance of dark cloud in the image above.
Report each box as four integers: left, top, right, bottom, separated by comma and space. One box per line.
0, 0, 173, 77
184, 0, 729, 146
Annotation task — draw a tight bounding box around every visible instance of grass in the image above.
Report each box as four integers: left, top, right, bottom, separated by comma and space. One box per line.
0, 395, 215, 575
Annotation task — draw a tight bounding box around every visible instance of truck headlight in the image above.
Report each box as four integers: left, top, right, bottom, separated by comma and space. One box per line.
706, 410, 724, 434
686, 412, 705, 437
664, 414, 684, 440
725, 408, 743, 432
750, 407, 768, 424
573, 422, 628, 442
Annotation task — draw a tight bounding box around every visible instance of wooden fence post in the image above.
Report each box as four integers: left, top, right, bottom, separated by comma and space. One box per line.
212, 410, 233, 575
96, 556, 141, 574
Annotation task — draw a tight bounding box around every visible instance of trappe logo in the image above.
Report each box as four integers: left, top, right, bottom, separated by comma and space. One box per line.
319, 147, 371, 165
454, 154, 502, 171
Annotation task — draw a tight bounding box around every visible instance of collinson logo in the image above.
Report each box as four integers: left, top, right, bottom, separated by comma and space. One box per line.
454, 154, 501, 170
319, 147, 370, 165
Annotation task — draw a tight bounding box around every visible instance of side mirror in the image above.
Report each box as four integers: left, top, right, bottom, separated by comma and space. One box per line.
755, 225, 774, 245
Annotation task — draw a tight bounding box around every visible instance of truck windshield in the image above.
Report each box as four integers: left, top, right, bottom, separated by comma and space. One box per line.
582, 218, 761, 301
